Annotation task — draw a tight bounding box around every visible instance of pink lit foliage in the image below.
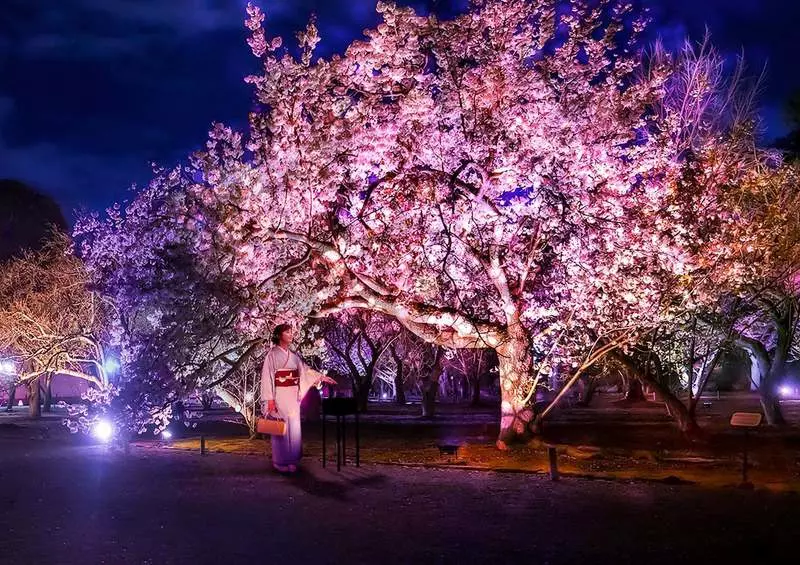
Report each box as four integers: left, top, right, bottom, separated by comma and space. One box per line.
75, 174, 270, 435
726, 164, 800, 424
174, 0, 789, 444
574, 36, 798, 432
74, 169, 333, 435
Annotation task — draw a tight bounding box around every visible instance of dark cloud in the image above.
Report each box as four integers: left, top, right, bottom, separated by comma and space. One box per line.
0, 0, 796, 218
0, 0, 260, 218
1, 0, 252, 60
0, 95, 141, 220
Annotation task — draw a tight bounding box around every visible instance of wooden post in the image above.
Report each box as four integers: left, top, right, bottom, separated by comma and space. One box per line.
355, 410, 360, 468
730, 412, 761, 489
322, 405, 327, 468
336, 415, 342, 472
200, 435, 206, 456
740, 429, 752, 489
548, 446, 559, 481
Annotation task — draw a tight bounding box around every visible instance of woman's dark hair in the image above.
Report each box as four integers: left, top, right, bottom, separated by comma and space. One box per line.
271, 323, 293, 345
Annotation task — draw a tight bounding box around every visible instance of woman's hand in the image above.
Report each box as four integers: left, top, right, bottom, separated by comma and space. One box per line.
318, 375, 337, 386
267, 400, 277, 414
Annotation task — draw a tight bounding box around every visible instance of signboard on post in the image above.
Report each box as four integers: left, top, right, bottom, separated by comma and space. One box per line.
730, 412, 762, 428
729, 412, 762, 489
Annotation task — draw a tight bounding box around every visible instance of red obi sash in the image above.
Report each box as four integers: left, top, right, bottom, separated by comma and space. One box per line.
275, 369, 299, 387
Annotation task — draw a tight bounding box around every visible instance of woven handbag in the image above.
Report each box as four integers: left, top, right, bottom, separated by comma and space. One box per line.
257, 415, 287, 436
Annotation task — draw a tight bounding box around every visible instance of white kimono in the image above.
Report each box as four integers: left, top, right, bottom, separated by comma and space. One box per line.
260, 346, 318, 467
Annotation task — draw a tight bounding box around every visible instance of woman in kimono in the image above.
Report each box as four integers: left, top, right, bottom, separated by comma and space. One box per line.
261, 323, 336, 473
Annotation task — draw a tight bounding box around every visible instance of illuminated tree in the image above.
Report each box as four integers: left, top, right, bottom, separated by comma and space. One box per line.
626, 162, 800, 429
581, 35, 800, 433
75, 180, 255, 433
76, 1, 799, 443
0, 234, 113, 419
726, 164, 800, 425
74, 177, 330, 434
166, 0, 794, 445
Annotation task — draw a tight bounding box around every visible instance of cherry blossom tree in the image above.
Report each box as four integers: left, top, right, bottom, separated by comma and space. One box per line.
725, 164, 800, 425
165, 0, 797, 445
75, 1, 800, 444
0, 234, 114, 419
75, 177, 264, 433
593, 36, 800, 432
74, 174, 333, 434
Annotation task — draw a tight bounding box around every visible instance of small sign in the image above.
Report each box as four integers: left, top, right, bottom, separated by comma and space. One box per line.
730, 412, 762, 428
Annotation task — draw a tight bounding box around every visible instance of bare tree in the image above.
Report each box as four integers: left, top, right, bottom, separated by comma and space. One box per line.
444, 348, 495, 406
322, 312, 400, 411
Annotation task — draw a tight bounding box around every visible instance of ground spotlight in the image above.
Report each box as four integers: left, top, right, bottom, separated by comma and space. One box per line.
103, 358, 119, 374
92, 420, 114, 442
161, 430, 173, 440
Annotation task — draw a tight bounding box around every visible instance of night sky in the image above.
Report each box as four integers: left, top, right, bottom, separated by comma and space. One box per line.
1, 0, 798, 220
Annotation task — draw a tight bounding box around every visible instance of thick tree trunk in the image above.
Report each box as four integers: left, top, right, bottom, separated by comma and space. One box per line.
688, 348, 723, 418
765, 304, 792, 426
623, 376, 646, 402
421, 348, 444, 419
736, 335, 786, 426
496, 326, 536, 448
394, 371, 406, 405
390, 346, 406, 405
761, 396, 785, 426
421, 386, 436, 418
43, 375, 53, 413
470, 375, 481, 406
356, 380, 371, 413
28, 378, 41, 419
576, 375, 597, 407
5, 385, 16, 412
349, 369, 372, 413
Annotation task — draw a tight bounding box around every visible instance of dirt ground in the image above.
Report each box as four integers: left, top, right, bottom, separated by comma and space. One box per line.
136, 393, 800, 492
4, 392, 799, 490
1, 438, 799, 564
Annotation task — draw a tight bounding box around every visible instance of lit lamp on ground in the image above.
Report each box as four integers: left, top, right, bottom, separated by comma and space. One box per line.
103, 358, 119, 375
92, 420, 114, 443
